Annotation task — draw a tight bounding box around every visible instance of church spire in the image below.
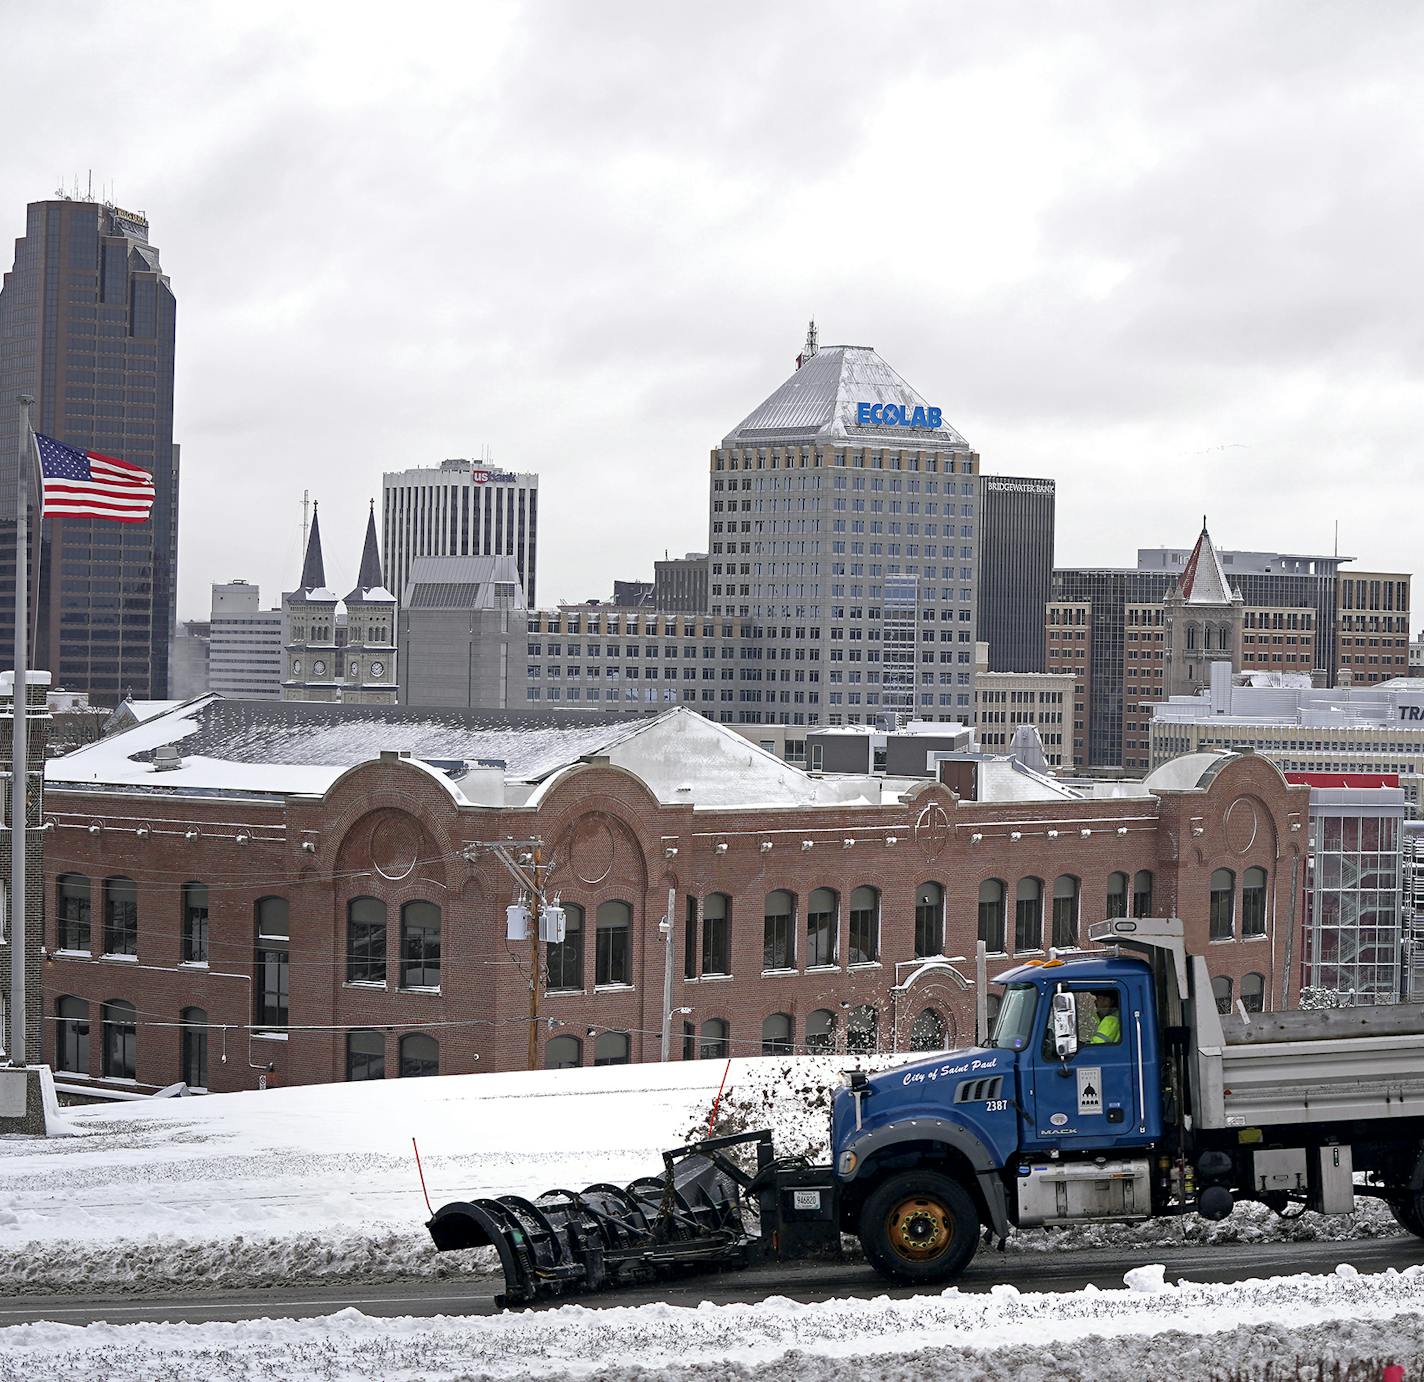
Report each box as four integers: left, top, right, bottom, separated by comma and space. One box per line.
298, 502, 326, 592
346, 499, 387, 602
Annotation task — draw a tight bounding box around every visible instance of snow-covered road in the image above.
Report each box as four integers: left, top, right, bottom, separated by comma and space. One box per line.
0, 1265, 1421, 1381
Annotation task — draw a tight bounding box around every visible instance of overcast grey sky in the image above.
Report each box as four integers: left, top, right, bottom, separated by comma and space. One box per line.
4, 2, 1422, 620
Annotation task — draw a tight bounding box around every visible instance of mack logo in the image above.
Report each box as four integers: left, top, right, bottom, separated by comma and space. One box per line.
1400, 706, 1424, 721
855, 401, 943, 430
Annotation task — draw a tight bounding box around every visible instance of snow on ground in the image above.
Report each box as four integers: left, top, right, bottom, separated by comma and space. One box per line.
1, 1267, 1423, 1381
0, 1054, 1406, 1296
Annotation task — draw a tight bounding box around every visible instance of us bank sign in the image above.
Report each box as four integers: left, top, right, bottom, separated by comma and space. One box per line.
855, 401, 943, 430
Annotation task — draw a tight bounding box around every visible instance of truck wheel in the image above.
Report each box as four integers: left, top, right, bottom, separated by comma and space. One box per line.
859, 1170, 979, 1285
1389, 1195, 1424, 1238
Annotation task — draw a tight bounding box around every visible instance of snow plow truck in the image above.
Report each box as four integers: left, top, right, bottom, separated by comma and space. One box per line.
427, 917, 1424, 1307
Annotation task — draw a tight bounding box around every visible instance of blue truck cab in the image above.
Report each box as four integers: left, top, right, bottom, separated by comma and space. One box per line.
831, 951, 1165, 1283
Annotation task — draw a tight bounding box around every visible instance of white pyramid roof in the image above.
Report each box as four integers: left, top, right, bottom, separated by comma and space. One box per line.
723, 345, 970, 450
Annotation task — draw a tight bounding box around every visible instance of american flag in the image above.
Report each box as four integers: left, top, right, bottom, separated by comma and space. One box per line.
34, 432, 155, 523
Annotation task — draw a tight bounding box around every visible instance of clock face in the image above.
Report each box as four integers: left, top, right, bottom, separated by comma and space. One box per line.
291, 658, 301, 676
349, 661, 359, 677
312, 659, 326, 676
371, 661, 385, 677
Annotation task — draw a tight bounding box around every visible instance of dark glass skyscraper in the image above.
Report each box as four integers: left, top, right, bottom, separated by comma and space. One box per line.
977, 475, 1055, 672
0, 197, 178, 703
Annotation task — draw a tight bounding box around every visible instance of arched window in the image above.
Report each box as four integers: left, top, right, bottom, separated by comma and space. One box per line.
914, 882, 944, 958
56, 996, 89, 1074
1211, 974, 1233, 1015
594, 900, 631, 986
346, 897, 387, 984
699, 1018, 729, 1060
57, 874, 91, 952
1186, 624, 1198, 651
547, 901, 584, 991
1132, 870, 1154, 918
1210, 869, 1236, 940
1106, 872, 1128, 919
104, 877, 138, 957
849, 886, 879, 964
546, 1034, 582, 1069
347, 1029, 384, 1081
1014, 877, 1043, 952
1241, 972, 1266, 1014
761, 1012, 793, 1055
182, 882, 209, 963
1241, 868, 1267, 937
593, 1030, 630, 1066
910, 1008, 946, 1052
101, 999, 136, 1079
400, 1033, 439, 1078
181, 1007, 208, 1090
807, 887, 838, 967
805, 1008, 836, 1054
763, 890, 795, 971
846, 1004, 879, 1055
978, 879, 1006, 953
254, 896, 289, 1027
1051, 875, 1080, 949
401, 901, 442, 989
701, 893, 731, 976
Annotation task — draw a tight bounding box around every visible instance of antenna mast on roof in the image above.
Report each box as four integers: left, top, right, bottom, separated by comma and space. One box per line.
301, 489, 310, 554
796, 319, 818, 370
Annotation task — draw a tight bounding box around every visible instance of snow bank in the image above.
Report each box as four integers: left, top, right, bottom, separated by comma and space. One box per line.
0, 1054, 1405, 1296
1, 1266, 1423, 1381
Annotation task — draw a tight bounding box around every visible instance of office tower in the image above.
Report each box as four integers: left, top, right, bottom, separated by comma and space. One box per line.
1052, 526, 1407, 770
208, 581, 283, 700
709, 333, 979, 725
0, 195, 178, 702
383, 459, 539, 608
977, 475, 1054, 672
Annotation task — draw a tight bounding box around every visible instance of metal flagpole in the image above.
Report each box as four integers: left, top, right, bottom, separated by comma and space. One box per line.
9, 396, 33, 1066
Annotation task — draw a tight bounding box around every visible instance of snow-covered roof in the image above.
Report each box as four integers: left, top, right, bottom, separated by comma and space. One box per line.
45, 699, 913, 810
973, 757, 1081, 803
723, 345, 970, 449
1141, 751, 1233, 792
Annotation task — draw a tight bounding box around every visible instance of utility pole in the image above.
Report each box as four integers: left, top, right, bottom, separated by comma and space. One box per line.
658, 885, 676, 1061
528, 844, 543, 1071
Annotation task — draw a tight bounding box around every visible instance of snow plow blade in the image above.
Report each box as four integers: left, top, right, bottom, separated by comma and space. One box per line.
427, 1129, 838, 1308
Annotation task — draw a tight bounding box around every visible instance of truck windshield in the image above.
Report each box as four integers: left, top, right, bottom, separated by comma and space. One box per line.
989, 983, 1037, 1050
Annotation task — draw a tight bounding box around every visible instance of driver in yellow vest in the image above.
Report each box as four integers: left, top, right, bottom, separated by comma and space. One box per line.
1089, 991, 1121, 1044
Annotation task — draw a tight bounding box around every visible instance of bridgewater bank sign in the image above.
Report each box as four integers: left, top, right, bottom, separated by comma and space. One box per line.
855, 401, 943, 430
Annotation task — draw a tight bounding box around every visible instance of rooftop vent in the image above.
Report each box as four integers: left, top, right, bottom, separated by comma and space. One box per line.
153, 744, 183, 772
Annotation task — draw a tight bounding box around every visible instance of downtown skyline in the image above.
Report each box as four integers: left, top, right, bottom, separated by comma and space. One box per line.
1, 3, 1420, 624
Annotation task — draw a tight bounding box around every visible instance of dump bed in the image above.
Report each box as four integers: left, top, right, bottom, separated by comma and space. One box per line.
1194, 967, 1424, 1128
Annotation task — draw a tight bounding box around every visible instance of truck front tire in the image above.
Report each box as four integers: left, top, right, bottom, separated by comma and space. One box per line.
859, 1170, 980, 1285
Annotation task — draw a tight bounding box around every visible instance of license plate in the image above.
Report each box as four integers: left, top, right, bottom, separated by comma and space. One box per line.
793, 1189, 822, 1211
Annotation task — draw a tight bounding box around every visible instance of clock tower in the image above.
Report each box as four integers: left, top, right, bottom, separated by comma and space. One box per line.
341, 502, 398, 705
281, 504, 341, 703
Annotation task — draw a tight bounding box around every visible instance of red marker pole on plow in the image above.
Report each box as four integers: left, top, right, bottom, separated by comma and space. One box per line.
412, 1137, 433, 1216
707, 1057, 732, 1137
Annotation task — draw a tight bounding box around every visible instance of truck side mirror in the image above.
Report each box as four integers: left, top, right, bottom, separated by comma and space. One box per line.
1051, 991, 1078, 1061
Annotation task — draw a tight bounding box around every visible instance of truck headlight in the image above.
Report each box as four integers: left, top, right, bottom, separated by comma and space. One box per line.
838, 1149, 858, 1176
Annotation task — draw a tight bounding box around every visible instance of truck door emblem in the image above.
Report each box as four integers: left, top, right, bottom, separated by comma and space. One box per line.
1077, 1067, 1103, 1116
1050, 1113, 1069, 1126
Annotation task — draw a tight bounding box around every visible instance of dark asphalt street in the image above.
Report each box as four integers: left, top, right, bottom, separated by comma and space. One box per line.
0, 1234, 1418, 1327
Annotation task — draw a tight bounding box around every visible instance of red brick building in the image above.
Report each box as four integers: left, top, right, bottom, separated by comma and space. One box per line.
37, 698, 1309, 1094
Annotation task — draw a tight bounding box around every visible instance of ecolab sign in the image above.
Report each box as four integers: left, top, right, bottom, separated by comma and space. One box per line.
855, 401, 943, 430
